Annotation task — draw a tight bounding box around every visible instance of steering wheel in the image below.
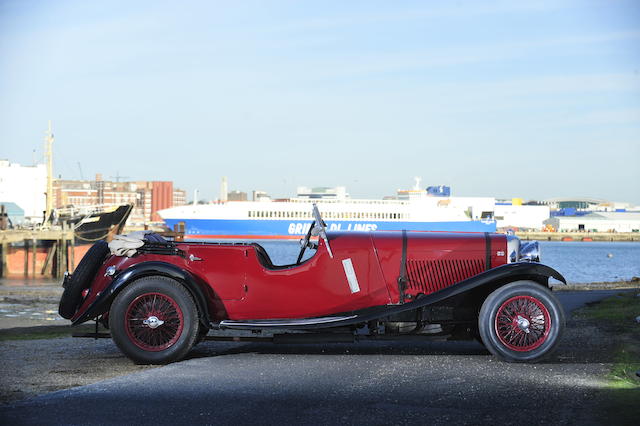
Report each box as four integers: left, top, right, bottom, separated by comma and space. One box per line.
296, 220, 315, 264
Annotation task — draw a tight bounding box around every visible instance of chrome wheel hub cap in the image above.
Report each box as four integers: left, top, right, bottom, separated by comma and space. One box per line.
142, 316, 164, 329
516, 315, 530, 334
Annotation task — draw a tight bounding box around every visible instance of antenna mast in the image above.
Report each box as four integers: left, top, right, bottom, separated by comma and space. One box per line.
44, 121, 54, 221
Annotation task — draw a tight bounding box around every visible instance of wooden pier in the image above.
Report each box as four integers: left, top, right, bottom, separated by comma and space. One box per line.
0, 225, 75, 278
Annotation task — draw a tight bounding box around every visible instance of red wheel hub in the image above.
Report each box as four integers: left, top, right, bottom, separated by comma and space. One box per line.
124, 292, 184, 351
495, 295, 551, 352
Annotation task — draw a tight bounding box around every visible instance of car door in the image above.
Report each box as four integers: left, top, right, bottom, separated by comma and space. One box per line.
223, 233, 390, 320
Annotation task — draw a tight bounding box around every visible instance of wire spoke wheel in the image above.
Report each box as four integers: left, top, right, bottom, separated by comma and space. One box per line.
479, 281, 565, 362
495, 295, 551, 352
124, 292, 184, 352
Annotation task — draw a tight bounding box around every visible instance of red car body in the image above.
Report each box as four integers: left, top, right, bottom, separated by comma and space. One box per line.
72, 232, 507, 322
60, 207, 566, 364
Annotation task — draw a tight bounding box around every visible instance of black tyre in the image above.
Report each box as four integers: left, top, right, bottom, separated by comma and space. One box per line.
478, 281, 565, 363
109, 276, 199, 364
194, 324, 210, 346
58, 240, 110, 319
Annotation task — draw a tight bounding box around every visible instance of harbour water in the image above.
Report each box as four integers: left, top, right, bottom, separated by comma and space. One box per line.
538, 241, 640, 284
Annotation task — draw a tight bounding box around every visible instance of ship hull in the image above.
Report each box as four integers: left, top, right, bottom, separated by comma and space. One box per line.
163, 218, 496, 239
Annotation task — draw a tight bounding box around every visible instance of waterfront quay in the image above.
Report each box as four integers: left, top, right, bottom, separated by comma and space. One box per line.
0, 227, 75, 278
517, 231, 639, 242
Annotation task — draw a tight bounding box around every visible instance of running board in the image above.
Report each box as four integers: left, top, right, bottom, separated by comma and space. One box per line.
218, 315, 358, 330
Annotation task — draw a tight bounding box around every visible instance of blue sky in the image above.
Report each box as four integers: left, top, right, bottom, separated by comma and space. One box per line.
1, 0, 639, 203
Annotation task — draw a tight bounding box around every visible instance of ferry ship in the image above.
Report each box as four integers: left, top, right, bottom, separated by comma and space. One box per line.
158, 181, 497, 239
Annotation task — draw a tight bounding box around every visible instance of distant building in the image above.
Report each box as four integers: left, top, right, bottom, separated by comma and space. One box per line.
0, 160, 47, 223
0, 202, 25, 227
173, 188, 187, 207
53, 175, 187, 224
220, 177, 228, 202
545, 212, 640, 233
543, 197, 639, 212
227, 190, 248, 201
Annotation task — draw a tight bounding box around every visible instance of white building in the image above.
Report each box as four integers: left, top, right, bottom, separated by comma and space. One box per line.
495, 205, 550, 230
0, 160, 47, 223
544, 212, 640, 233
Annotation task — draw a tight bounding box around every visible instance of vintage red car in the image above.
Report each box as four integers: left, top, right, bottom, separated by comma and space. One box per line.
59, 205, 566, 364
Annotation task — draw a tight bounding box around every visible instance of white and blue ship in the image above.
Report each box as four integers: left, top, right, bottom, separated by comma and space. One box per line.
158, 186, 498, 239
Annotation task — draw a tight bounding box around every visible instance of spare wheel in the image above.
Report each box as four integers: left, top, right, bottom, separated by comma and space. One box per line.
58, 240, 110, 319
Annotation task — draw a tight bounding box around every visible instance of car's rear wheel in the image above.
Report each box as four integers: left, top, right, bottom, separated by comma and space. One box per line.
109, 276, 199, 364
478, 281, 564, 362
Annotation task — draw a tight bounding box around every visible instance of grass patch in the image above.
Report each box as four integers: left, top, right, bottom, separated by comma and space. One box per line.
609, 345, 640, 389
580, 291, 640, 422
581, 291, 640, 388
0, 324, 96, 341
581, 291, 640, 328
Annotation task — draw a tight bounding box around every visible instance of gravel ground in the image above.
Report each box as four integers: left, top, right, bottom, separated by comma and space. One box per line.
0, 315, 635, 425
0, 337, 158, 403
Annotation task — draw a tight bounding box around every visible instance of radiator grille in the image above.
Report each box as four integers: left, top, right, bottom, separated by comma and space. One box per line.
406, 258, 485, 295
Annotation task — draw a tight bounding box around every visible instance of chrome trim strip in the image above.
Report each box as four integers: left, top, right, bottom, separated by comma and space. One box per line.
220, 315, 358, 328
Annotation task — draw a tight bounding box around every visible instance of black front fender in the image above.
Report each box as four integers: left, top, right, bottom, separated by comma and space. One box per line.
72, 261, 213, 326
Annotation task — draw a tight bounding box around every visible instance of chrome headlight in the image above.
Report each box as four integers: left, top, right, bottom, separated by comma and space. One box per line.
506, 234, 521, 263
519, 241, 541, 262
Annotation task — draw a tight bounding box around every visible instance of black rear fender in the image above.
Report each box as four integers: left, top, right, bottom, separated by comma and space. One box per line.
72, 261, 216, 327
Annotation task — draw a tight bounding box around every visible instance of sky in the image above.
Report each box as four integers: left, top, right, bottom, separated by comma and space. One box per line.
1, 0, 639, 203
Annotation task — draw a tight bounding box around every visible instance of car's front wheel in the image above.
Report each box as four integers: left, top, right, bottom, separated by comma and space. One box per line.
478, 281, 564, 362
109, 276, 199, 364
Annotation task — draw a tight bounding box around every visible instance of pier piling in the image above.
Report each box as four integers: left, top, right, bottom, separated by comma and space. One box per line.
0, 228, 75, 278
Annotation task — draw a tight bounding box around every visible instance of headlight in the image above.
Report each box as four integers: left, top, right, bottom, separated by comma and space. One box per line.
519, 241, 541, 262
506, 234, 520, 263
506, 235, 540, 263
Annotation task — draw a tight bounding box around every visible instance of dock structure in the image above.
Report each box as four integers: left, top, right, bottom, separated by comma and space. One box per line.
516, 231, 639, 242
0, 224, 75, 278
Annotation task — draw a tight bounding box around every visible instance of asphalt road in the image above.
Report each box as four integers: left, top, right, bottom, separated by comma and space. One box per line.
0, 290, 634, 425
